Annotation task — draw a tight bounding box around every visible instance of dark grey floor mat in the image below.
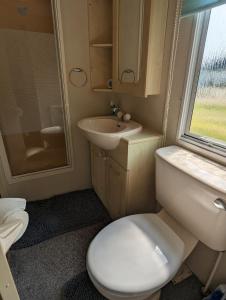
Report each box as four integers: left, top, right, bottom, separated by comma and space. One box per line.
8, 223, 105, 300
62, 271, 203, 300
12, 189, 110, 249
9, 189, 203, 300
161, 275, 203, 300
62, 271, 106, 300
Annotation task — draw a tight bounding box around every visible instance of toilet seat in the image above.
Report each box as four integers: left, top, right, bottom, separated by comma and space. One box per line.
87, 214, 184, 299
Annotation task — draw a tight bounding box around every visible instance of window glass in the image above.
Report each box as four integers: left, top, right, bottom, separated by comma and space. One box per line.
189, 4, 226, 146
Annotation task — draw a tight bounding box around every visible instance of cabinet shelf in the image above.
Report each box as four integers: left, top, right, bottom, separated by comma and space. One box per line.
93, 88, 112, 93
90, 43, 112, 48
88, 0, 113, 92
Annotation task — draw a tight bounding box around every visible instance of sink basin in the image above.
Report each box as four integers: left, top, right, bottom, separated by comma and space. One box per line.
77, 116, 142, 150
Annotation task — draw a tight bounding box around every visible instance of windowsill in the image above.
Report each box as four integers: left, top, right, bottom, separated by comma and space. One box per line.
177, 136, 226, 167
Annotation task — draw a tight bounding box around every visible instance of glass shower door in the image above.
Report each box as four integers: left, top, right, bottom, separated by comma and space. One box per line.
0, 0, 68, 176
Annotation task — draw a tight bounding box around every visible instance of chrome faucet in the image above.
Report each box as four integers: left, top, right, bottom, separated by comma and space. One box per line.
110, 101, 131, 122
110, 101, 121, 116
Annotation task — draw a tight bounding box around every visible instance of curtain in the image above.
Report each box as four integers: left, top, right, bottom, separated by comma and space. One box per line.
182, 0, 226, 16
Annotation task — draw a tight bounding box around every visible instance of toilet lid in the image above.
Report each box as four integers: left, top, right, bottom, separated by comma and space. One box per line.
87, 214, 184, 295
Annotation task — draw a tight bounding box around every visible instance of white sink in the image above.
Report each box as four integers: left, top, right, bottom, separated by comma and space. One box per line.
77, 116, 142, 150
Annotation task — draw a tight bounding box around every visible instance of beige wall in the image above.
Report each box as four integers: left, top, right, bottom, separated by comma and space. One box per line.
59, 0, 110, 188
187, 242, 226, 288
0, 0, 53, 33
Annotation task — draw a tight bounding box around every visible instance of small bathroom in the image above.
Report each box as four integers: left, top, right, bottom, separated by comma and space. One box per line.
0, 0, 226, 300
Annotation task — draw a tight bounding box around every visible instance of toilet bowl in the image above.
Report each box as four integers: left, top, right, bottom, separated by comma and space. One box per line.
0, 198, 28, 300
87, 146, 226, 299
87, 214, 185, 300
0, 198, 29, 254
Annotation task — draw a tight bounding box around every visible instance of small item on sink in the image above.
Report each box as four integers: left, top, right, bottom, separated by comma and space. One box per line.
123, 113, 131, 122
116, 111, 123, 120
107, 79, 112, 89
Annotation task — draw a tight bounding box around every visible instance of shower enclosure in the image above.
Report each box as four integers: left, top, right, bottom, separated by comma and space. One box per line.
0, 0, 68, 176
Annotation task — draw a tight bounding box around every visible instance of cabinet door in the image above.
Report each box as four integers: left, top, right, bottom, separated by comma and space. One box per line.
113, 0, 168, 97
107, 158, 128, 219
118, 0, 144, 83
91, 145, 108, 208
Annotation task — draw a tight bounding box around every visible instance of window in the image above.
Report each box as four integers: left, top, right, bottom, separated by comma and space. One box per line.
179, 4, 226, 156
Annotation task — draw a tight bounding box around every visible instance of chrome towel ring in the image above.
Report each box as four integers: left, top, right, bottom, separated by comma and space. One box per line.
120, 69, 136, 83
69, 68, 88, 87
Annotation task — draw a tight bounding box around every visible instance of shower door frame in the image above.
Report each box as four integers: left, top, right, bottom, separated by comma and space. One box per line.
0, 0, 74, 191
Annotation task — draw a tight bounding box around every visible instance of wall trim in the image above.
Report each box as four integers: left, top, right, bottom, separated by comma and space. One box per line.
162, 0, 183, 145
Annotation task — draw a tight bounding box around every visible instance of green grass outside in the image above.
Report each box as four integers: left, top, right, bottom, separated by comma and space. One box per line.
190, 101, 226, 143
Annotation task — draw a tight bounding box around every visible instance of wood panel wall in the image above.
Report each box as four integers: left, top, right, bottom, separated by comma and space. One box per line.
0, 0, 53, 33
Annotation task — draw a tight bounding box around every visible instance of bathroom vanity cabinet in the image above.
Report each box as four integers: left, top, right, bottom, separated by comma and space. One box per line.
91, 130, 162, 219
87, 0, 168, 97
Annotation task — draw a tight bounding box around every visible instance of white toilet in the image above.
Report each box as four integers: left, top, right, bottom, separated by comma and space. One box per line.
0, 198, 29, 254
0, 198, 29, 300
87, 146, 226, 300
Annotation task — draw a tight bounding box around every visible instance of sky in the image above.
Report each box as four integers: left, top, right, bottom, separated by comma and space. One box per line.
204, 4, 226, 58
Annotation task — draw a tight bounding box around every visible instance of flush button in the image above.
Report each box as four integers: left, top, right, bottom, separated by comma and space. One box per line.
214, 198, 226, 211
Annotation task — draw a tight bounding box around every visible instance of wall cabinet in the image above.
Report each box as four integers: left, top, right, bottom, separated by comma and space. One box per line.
90, 130, 162, 219
113, 0, 168, 97
87, 0, 168, 97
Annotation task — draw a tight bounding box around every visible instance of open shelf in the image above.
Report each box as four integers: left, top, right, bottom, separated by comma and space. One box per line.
89, 41, 112, 91
93, 88, 112, 92
88, 0, 112, 43
90, 43, 113, 48
88, 0, 113, 92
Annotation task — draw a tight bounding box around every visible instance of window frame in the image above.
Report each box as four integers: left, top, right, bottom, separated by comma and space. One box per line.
177, 8, 226, 158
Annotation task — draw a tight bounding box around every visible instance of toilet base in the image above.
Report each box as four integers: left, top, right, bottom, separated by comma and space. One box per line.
88, 268, 161, 300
